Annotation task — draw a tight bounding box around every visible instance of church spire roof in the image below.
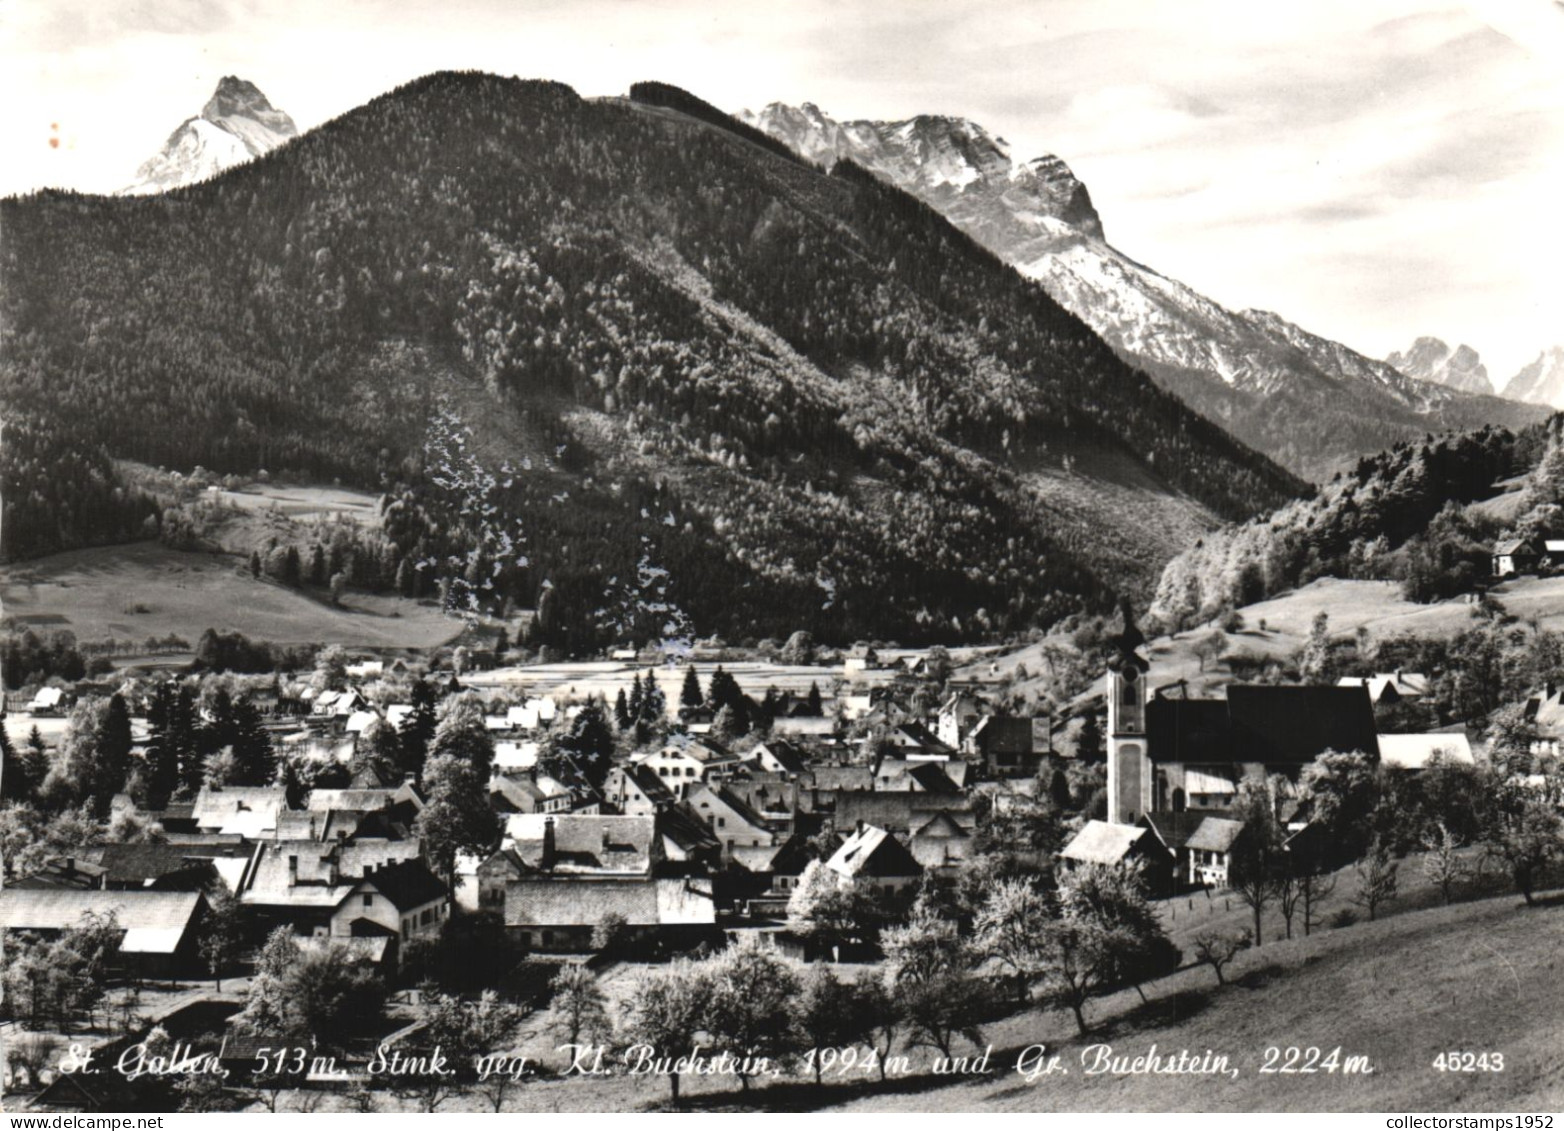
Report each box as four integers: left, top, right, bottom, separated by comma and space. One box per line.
1107, 600, 1149, 672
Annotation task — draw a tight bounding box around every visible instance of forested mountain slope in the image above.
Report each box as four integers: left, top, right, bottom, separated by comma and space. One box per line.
741, 102, 1545, 484
0, 74, 1303, 646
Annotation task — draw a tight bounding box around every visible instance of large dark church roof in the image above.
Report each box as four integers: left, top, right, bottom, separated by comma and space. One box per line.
1145, 684, 1377, 765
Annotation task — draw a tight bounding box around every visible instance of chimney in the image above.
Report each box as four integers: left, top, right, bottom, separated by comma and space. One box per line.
542, 816, 557, 871
287, 854, 298, 885
855, 819, 865, 836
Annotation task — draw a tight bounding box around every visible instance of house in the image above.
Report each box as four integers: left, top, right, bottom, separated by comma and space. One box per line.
327, 859, 450, 949
1138, 810, 1227, 890
238, 838, 424, 935
602, 764, 675, 816
909, 811, 975, 876
965, 715, 1050, 777
494, 740, 541, 773
1546, 539, 1564, 567
503, 813, 658, 877
9, 856, 107, 890
1185, 817, 1248, 888
873, 757, 963, 793
26, 686, 68, 715
97, 843, 253, 892
843, 645, 880, 675
1059, 820, 1174, 894
0, 889, 207, 978
834, 790, 975, 837
656, 804, 724, 868
191, 786, 290, 837
1377, 732, 1476, 770
823, 823, 922, 898
682, 782, 775, 857
936, 691, 987, 749
1336, 671, 1430, 704
491, 773, 572, 815
747, 738, 811, 778
634, 737, 740, 795
1492, 537, 1539, 577
503, 875, 717, 952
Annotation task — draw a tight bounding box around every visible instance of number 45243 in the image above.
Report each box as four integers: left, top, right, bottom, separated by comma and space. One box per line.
1433, 1052, 1504, 1072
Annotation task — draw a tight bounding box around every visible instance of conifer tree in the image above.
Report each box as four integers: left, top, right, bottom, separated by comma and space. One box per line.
680, 665, 704, 710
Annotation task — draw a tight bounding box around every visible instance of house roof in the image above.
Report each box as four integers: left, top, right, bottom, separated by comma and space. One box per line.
811, 765, 873, 791
504, 876, 715, 928
1186, 817, 1247, 853
656, 804, 723, 855
969, 716, 1041, 754
1060, 820, 1158, 865
494, 741, 540, 771
1377, 732, 1475, 770
0, 889, 202, 953
241, 839, 423, 906
1140, 809, 1231, 852
834, 791, 974, 835
749, 739, 810, 775
1146, 684, 1378, 765
353, 859, 448, 912
505, 813, 656, 874
1494, 538, 1535, 556
96, 843, 249, 885
191, 786, 289, 831
10, 857, 107, 890
912, 811, 972, 841
826, 824, 922, 879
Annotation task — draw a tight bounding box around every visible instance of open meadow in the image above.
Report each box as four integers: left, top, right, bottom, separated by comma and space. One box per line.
0, 541, 462, 651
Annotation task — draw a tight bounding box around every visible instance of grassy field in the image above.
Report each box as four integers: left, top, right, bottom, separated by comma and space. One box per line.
968, 574, 1564, 714
0, 541, 462, 650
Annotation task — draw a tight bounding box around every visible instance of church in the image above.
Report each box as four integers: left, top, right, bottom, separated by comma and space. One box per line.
1104, 611, 1380, 826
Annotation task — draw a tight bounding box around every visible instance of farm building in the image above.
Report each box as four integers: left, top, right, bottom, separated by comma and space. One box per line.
0, 889, 207, 978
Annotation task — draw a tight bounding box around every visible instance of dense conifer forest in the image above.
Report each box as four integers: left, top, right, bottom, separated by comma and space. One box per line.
1, 73, 1305, 646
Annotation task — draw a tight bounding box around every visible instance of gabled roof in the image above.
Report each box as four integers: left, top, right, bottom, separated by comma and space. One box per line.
0, 889, 203, 953
505, 813, 656, 875
912, 811, 972, 840
10, 857, 107, 890
1186, 816, 1247, 853
1061, 820, 1162, 865
749, 739, 810, 775
826, 824, 922, 879
96, 843, 249, 886
353, 859, 447, 912
191, 786, 289, 831
1494, 538, 1535, 556
504, 876, 715, 928
656, 804, 723, 854
680, 784, 774, 840
1147, 684, 1378, 765
1139, 809, 1230, 852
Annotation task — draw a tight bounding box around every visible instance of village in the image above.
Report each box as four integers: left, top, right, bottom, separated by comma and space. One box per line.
3, 593, 1564, 1114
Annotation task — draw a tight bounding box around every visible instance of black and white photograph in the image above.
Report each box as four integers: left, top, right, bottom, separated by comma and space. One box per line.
1, 0, 1561, 1117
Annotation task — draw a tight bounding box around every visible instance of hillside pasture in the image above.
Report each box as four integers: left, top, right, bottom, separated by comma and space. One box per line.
0, 541, 462, 650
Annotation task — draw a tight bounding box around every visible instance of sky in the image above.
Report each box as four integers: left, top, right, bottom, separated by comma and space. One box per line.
2, 0, 1560, 382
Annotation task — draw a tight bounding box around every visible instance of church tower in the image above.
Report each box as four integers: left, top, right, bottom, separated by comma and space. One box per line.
1105, 602, 1153, 825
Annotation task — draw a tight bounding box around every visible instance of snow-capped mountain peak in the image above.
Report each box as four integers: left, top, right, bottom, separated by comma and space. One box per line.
123, 76, 297, 195
739, 99, 1542, 482
1384, 337, 1493, 396
1502, 346, 1564, 409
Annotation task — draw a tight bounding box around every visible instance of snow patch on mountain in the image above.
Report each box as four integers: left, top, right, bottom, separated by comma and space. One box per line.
1385, 337, 1493, 396
1502, 346, 1564, 409
739, 99, 1540, 481
123, 76, 296, 195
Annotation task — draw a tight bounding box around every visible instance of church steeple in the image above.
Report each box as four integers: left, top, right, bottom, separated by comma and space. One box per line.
1106, 601, 1152, 824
